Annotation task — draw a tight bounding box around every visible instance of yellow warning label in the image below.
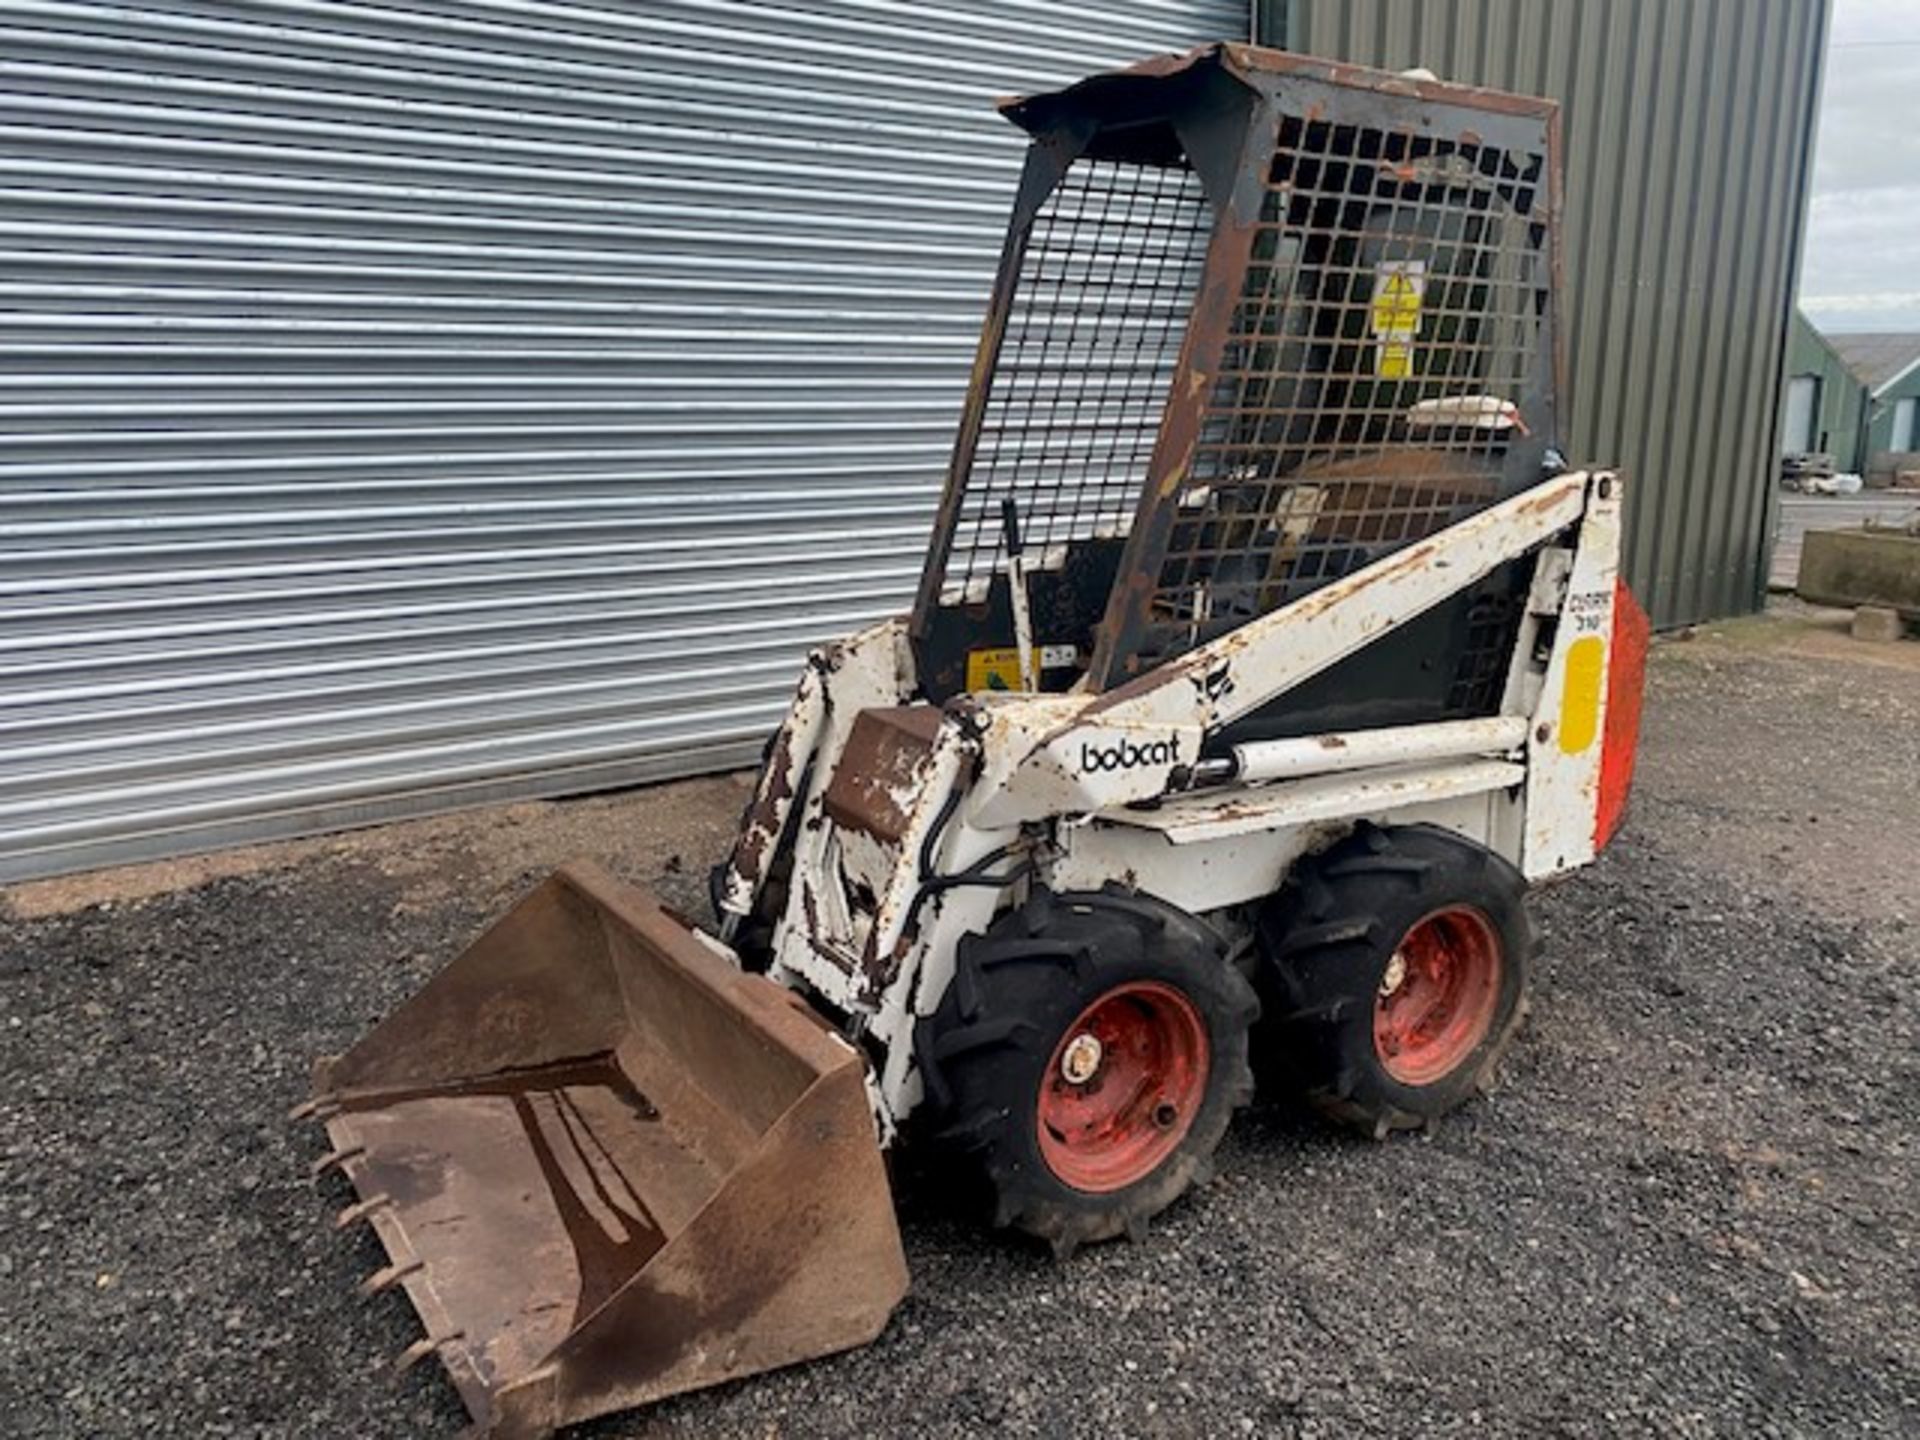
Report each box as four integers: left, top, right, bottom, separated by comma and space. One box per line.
1558, 635, 1606, 755
967, 648, 1024, 692
1370, 261, 1425, 378
1376, 341, 1414, 379
1371, 269, 1424, 334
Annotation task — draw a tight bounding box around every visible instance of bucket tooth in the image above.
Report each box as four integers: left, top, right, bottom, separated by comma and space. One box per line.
334, 1193, 391, 1231
395, 1332, 466, 1378
360, 1259, 424, 1298
306, 862, 908, 1438
309, 1144, 365, 1181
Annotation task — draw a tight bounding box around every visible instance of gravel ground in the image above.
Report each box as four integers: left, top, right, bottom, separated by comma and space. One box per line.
4, 609, 1917, 1438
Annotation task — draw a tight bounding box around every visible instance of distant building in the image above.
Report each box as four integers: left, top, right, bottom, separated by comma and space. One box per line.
1782, 311, 1920, 478
1781, 311, 1867, 468
1827, 333, 1920, 475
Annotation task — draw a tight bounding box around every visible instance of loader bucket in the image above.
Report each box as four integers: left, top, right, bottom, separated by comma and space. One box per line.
304, 862, 908, 1439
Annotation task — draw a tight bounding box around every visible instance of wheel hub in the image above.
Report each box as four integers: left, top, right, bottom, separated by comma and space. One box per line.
1059, 1032, 1104, 1084
1372, 905, 1503, 1087
1379, 950, 1408, 997
1036, 981, 1210, 1194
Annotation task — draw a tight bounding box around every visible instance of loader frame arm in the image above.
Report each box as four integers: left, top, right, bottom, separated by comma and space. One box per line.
966, 468, 1598, 828
1082, 466, 1589, 734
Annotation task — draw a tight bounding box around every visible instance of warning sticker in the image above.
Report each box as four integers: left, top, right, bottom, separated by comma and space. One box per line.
966, 644, 1078, 692
1369, 260, 1426, 377
1371, 263, 1425, 332
967, 648, 1023, 692
1376, 341, 1414, 379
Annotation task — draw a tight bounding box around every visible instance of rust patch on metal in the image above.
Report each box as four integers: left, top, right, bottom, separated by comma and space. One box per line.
820, 707, 944, 844
730, 724, 794, 880
1002, 45, 1557, 134
799, 878, 823, 953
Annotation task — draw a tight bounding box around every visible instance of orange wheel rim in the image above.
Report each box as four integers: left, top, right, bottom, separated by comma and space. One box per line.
1036, 981, 1210, 1193
1372, 906, 1503, 1086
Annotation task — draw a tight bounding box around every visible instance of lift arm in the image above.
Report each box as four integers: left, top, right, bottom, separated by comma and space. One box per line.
965, 469, 1598, 828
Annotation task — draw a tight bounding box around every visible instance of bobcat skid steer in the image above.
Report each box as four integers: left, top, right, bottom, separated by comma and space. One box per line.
299, 44, 1649, 1439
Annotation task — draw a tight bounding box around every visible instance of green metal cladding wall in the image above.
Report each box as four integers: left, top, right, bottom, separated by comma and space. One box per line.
1264, 0, 1830, 628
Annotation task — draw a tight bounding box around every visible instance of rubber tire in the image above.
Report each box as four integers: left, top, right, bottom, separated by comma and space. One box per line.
914, 886, 1258, 1256
1257, 823, 1533, 1137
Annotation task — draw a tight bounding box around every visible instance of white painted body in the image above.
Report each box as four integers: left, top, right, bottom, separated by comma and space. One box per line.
715, 471, 1635, 1142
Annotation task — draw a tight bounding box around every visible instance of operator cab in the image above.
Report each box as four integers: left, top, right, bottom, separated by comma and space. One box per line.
905, 44, 1559, 734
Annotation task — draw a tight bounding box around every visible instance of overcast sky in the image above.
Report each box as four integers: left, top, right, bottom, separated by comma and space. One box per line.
1798, 0, 1920, 334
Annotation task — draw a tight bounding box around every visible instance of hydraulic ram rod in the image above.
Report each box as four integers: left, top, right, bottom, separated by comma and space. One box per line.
1189, 715, 1531, 787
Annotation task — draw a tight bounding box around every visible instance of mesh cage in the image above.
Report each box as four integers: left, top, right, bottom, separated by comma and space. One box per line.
941, 158, 1210, 604
912, 47, 1560, 702
1129, 116, 1551, 671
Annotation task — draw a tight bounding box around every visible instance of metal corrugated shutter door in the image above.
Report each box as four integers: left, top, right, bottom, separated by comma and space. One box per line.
0, 0, 1248, 880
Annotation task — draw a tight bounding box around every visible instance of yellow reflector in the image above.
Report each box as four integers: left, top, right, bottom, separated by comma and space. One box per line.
1559, 635, 1606, 754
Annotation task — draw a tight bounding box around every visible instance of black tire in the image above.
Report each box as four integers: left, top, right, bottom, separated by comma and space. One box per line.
914, 886, 1258, 1256
1257, 824, 1533, 1137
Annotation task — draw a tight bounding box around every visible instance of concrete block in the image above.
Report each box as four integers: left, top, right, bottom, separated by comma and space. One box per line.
1851, 605, 1907, 643
1800, 528, 1920, 613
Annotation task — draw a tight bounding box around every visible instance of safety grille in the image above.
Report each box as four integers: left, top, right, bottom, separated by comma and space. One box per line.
942, 158, 1210, 602
1447, 589, 1527, 712
1136, 118, 1550, 665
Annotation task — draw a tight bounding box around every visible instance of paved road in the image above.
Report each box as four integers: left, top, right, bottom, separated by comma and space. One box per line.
1771, 491, 1920, 589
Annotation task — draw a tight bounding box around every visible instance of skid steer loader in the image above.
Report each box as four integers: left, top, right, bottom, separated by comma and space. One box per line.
299, 44, 1649, 1438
